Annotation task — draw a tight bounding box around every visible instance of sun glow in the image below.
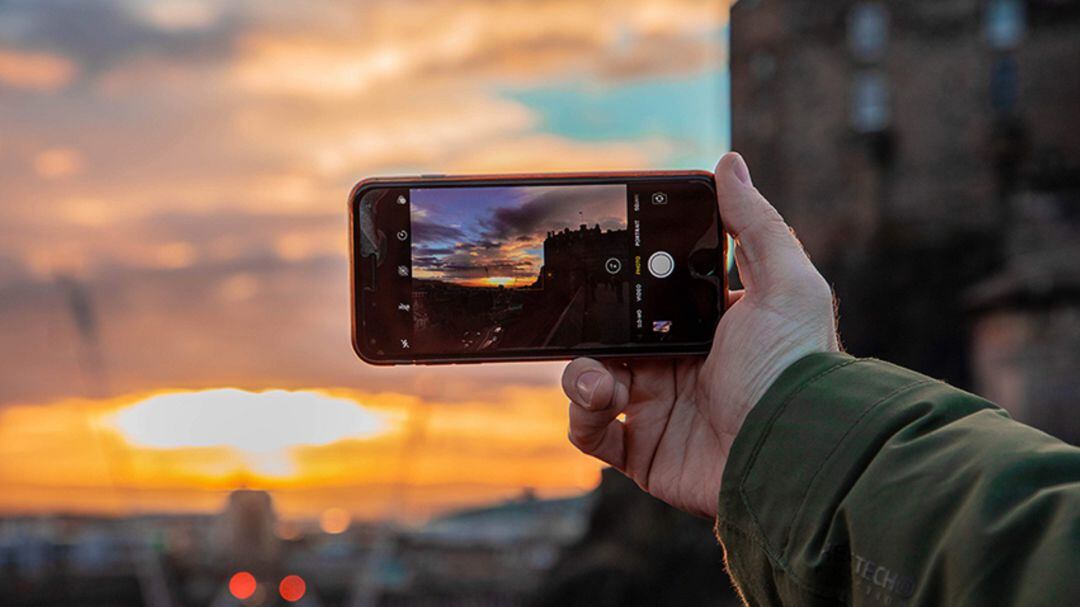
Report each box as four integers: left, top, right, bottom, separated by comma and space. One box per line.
457, 276, 525, 287
0, 385, 604, 518
110, 389, 390, 476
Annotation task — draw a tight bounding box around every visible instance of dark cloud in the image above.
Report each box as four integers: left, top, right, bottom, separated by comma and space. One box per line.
0, 254, 30, 286
455, 240, 502, 251
0, 254, 559, 407
412, 256, 444, 270
0, 1, 242, 76
0, 209, 345, 291
440, 259, 533, 273
483, 194, 560, 241
417, 251, 537, 280
412, 245, 455, 258
411, 220, 466, 243
411, 185, 623, 284
482, 187, 625, 242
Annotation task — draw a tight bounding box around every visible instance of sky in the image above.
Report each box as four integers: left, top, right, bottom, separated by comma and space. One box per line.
0, 0, 729, 523
411, 184, 626, 286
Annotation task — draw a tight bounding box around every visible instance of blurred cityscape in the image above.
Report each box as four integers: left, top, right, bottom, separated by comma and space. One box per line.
1, 0, 1078, 606
0, 486, 590, 606
1, 467, 744, 607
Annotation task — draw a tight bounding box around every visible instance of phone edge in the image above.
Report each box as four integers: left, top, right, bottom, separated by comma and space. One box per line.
348, 170, 723, 366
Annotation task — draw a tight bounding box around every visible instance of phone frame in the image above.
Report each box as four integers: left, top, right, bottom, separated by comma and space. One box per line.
349, 170, 727, 365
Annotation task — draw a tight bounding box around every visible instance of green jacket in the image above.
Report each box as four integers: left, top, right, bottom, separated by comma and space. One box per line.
716, 353, 1080, 607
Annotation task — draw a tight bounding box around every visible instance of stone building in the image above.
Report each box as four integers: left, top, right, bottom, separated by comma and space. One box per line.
731, 0, 1080, 442
213, 489, 280, 573
540, 224, 629, 298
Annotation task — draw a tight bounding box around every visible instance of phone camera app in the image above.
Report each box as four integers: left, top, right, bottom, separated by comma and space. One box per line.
409, 185, 630, 352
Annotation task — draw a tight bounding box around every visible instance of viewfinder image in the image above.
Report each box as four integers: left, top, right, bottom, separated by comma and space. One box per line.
409, 185, 631, 352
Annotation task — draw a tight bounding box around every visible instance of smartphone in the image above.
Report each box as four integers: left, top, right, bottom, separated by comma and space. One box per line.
349, 171, 727, 365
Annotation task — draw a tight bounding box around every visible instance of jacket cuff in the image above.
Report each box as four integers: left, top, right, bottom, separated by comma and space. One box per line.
714, 352, 946, 596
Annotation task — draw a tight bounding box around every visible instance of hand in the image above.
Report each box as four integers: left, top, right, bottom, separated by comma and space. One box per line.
562, 152, 839, 518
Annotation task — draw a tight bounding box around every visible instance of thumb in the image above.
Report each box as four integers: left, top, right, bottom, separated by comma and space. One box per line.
562, 358, 618, 410
714, 152, 818, 295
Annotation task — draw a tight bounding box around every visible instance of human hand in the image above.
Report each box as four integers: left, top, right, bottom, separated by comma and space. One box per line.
562, 152, 839, 518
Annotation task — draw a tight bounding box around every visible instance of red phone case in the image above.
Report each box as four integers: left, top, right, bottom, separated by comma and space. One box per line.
349, 171, 727, 365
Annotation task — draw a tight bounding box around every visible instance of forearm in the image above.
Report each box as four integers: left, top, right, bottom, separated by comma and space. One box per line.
716, 353, 1080, 606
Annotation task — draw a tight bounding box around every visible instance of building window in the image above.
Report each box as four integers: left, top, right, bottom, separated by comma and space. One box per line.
985, 0, 1027, 50
851, 70, 892, 134
848, 2, 890, 64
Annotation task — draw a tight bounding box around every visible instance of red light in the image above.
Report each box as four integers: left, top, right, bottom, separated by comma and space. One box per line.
229, 571, 257, 600
279, 574, 306, 602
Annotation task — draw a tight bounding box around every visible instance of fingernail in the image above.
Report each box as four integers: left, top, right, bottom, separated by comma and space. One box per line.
731, 153, 752, 187
575, 371, 602, 407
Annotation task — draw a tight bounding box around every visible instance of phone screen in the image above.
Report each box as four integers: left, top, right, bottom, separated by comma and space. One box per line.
353, 175, 724, 363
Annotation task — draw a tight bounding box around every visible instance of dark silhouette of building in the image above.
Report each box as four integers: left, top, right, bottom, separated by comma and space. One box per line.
214, 489, 280, 573
540, 224, 628, 299
731, 0, 1080, 443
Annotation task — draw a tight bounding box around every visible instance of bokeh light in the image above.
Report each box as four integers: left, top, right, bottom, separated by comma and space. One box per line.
319, 507, 351, 534
228, 571, 257, 600
279, 575, 307, 602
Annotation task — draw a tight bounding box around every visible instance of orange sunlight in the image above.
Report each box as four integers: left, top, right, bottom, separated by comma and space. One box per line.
457, 276, 530, 288
0, 385, 601, 521
110, 389, 392, 476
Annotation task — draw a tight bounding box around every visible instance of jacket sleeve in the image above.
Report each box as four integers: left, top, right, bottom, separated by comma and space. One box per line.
715, 352, 1080, 607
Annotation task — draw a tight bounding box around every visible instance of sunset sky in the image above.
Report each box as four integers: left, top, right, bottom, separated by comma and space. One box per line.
0, 0, 729, 523
411, 184, 626, 285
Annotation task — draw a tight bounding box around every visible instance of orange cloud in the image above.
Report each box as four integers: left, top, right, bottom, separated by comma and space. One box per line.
33, 147, 85, 179
0, 0, 726, 284
232, 0, 723, 99
0, 48, 76, 91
